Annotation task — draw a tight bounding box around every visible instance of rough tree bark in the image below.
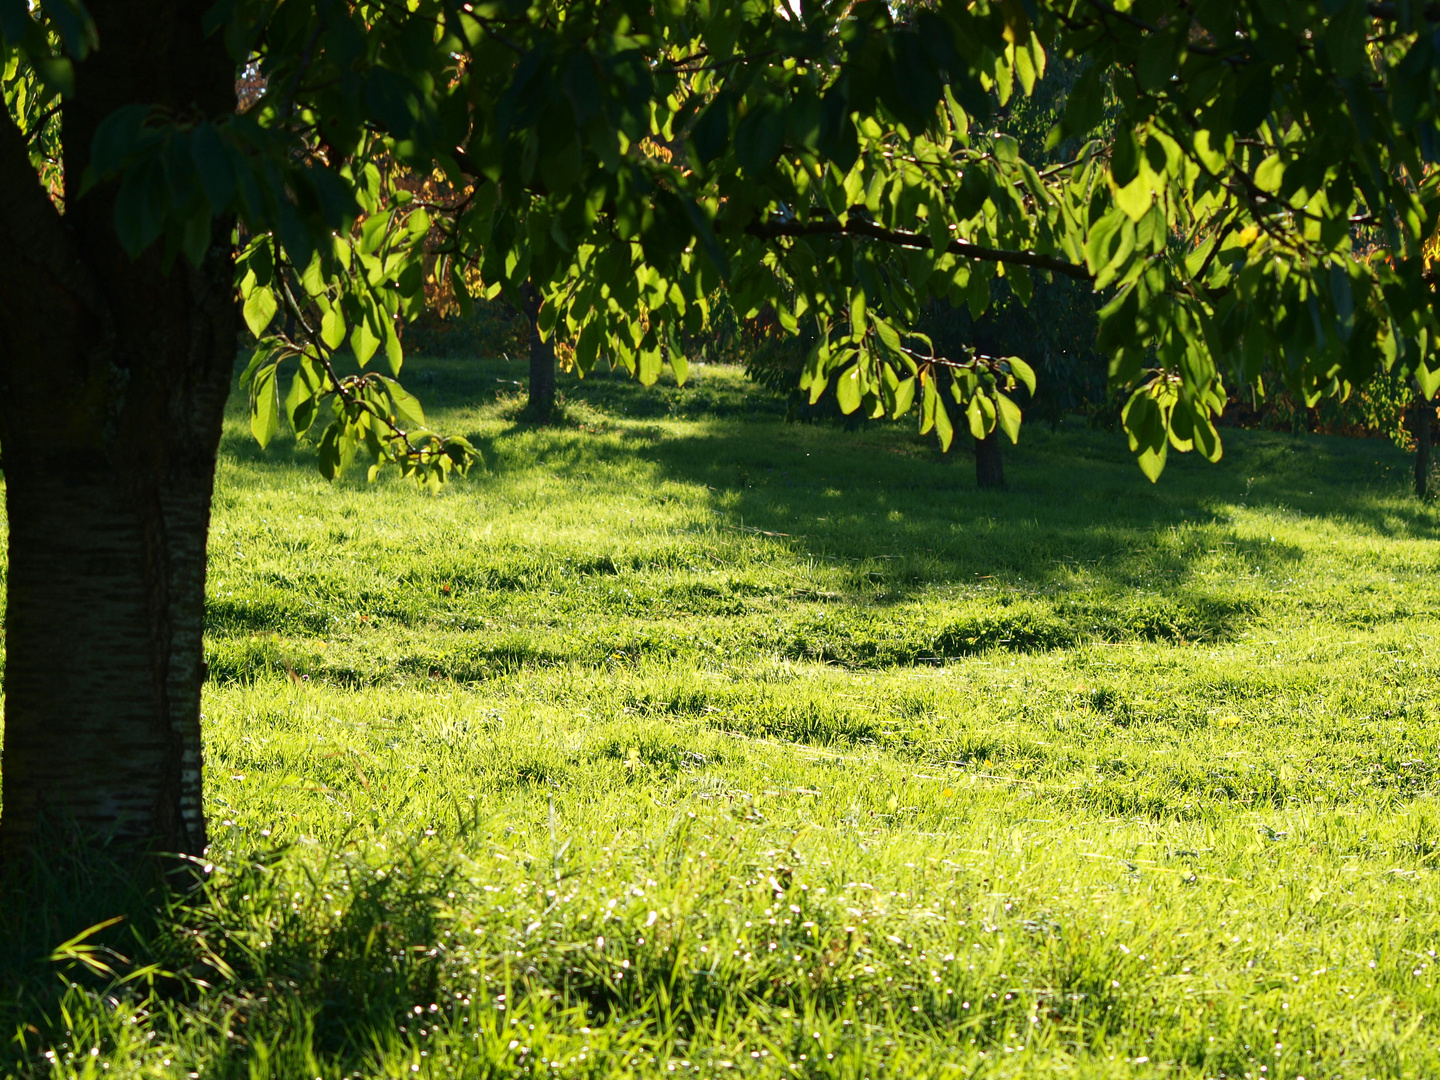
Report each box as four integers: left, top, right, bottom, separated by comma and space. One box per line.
0, 1, 236, 862
521, 281, 557, 421
974, 429, 1005, 489
1414, 387, 1432, 501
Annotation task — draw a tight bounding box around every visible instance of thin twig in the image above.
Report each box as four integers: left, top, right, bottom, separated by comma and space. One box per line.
744, 215, 1091, 280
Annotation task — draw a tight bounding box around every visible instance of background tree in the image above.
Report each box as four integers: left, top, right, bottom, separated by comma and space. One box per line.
519, 279, 559, 420
2, 0, 1439, 863
1415, 382, 1434, 499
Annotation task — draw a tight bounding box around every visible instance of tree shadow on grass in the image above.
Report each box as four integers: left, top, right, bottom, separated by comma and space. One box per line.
478, 401, 1437, 657
212, 354, 1438, 660
490, 415, 1307, 582
220, 350, 1434, 540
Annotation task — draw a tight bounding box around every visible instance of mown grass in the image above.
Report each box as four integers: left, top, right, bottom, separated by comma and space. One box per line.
5, 355, 1440, 1079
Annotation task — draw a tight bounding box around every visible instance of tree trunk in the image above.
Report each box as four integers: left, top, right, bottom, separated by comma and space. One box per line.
1414, 388, 1432, 500
521, 281, 557, 421
0, 1, 236, 862
975, 429, 1006, 489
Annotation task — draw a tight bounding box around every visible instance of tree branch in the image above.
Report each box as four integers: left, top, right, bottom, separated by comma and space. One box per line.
451, 145, 485, 178
25, 104, 60, 149
743, 216, 1092, 280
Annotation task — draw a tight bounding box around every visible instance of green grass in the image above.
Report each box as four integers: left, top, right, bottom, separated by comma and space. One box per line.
7, 355, 1440, 1079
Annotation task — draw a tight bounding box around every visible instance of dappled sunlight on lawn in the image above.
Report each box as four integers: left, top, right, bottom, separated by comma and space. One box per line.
7, 355, 1440, 1078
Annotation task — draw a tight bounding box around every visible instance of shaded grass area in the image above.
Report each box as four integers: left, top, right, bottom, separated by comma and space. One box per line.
6, 356, 1440, 1078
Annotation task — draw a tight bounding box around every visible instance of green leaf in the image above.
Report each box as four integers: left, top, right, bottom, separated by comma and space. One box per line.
383, 319, 403, 376
670, 351, 689, 386
1111, 128, 1140, 188
1193, 129, 1228, 174
870, 313, 902, 356
1137, 443, 1168, 482
1168, 397, 1196, 451
1136, 29, 1177, 92
238, 343, 279, 390
86, 103, 150, 183
1329, 263, 1354, 337
1063, 65, 1106, 137
1192, 410, 1223, 463
300, 253, 325, 299
1006, 356, 1036, 395
849, 289, 867, 341
576, 320, 602, 374
1417, 363, 1440, 400
1013, 44, 1036, 97
382, 376, 427, 429
836, 364, 862, 414
251, 364, 280, 448
351, 315, 381, 366
996, 392, 1022, 443
243, 286, 278, 338
966, 395, 986, 440
321, 304, 346, 351
1084, 210, 1125, 275
1184, 228, 1222, 279
316, 421, 342, 480
1114, 175, 1153, 222
735, 99, 785, 174
934, 390, 954, 451
1008, 263, 1034, 306
943, 85, 971, 141
113, 154, 166, 256
179, 204, 211, 268
1093, 219, 1137, 291
691, 91, 736, 165
284, 357, 325, 439
893, 376, 916, 418
1253, 155, 1284, 194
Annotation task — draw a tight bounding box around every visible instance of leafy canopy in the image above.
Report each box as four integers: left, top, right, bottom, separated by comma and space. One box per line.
4, 0, 1439, 482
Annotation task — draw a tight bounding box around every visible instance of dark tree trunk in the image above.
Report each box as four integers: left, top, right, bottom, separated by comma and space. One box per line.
975, 429, 1005, 489
0, 1, 236, 862
521, 281, 557, 421
1414, 389, 1432, 500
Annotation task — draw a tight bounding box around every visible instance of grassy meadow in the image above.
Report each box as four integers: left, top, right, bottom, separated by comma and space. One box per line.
6, 356, 1440, 1079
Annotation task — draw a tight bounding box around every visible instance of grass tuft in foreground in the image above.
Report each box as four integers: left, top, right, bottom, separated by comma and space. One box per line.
4, 357, 1440, 1078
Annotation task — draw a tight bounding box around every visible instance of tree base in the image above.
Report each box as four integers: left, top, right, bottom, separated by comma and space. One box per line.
975, 430, 1006, 489
1415, 395, 1432, 500
521, 282, 558, 423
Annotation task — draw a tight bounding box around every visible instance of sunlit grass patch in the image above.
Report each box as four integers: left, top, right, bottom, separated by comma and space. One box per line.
5, 356, 1440, 1078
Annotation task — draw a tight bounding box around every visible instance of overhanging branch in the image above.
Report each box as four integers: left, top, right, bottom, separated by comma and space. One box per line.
743, 216, 1093, 280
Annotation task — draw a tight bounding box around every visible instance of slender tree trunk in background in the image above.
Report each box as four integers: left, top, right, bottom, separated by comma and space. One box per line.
975, 429, 1005, 489
0, 1, 236, 863
1414, 387, 1432, 500
521, 281, 557, 421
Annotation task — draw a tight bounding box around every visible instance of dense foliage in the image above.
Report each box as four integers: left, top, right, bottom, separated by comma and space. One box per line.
6, 0, 1439, 483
